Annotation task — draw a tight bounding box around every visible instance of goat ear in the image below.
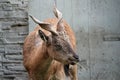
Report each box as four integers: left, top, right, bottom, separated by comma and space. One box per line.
38, 30, 49, 42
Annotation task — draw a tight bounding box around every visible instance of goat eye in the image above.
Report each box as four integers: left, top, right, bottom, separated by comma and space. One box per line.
55, 45, 62, 50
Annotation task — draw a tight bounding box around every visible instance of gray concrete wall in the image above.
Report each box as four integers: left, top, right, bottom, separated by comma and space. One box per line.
0, 0, 28, 80
29, 0, 120, 80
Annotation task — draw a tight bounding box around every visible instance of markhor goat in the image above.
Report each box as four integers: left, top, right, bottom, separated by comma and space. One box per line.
23, 6, 79, 80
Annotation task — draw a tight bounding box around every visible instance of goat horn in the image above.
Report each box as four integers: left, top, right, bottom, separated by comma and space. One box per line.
29, 15, 58, 36
53, 6, 62, 19
53, 7, 65, 33
29, 15, 50, 25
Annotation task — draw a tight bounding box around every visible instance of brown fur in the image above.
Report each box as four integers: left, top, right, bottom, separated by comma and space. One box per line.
23, 18, 78, 80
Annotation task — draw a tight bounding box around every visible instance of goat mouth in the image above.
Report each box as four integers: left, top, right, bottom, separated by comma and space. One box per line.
70, 61, 76, 65
68, 58, 79, 65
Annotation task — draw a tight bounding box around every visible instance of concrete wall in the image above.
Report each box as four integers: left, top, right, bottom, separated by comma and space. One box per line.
0, 0, 28, 80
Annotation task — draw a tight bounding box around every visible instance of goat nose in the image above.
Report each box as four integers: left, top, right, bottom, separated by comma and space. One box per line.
73, 54, 79, 60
